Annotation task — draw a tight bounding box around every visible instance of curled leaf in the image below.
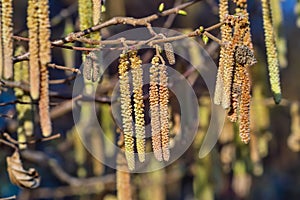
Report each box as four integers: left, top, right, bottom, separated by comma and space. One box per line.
7, 151, 40, 189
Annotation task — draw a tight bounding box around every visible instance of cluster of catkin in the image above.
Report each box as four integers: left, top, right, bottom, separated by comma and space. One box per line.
27, 0, 52, 137
118, 50, 170, 170
215, 0, 256, 144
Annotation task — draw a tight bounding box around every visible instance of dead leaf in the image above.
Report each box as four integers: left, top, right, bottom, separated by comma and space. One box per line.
6, 151, 40, 189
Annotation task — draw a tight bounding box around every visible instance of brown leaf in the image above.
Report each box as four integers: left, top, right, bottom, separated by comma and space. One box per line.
6, 151, 40, 189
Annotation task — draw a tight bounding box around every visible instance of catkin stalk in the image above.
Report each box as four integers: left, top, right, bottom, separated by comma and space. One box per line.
159, 64, 170, 161
38, 0, 52, 137
261, 0, 282, 104
118, 53, 135, 170
130, 51, 146, 163
27, 0, 40, 100
149, 56, 163, 161
1, 0, 13, 79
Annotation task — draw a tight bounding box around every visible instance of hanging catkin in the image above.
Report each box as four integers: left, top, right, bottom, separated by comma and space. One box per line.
149, 56, 163, 161
159, 64, 170, 161
238, 65, 251, 143
129, 50, 146, 163
38, 0, 52, 137
1, 0, 13, 79
164, 43, 175, 65
27, 0, 40, 100
92, 0, 101, 26
261, 0, 281, 104
0, 1, 3, 78
118, 52, 135, 170
214, 0, 230, 105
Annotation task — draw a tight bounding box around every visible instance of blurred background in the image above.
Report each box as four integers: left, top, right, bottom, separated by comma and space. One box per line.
1, 0, 300, 199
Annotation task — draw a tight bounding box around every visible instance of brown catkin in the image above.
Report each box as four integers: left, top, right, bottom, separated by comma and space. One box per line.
116, 151, 132, 200
92, 0, 101, 26
38, 0, 52, 137
227, 64, 241, 122
129, 50, 146, 163
239, 65, 251, 143
149, 56, 163, 161
159, 64, 170, 161
164, 43, 175, 65
2, 0, 13, 79
27, 0, 40, 100
118, 52, 135, 170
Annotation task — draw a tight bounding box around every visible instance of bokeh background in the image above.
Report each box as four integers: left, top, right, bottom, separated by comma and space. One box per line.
1, 0, 300, 199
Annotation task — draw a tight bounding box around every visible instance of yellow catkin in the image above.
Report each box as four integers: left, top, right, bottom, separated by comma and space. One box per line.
129, 50, 146, 163
239, 66, 251, 144
78, 0, 93, 30
118, 52, 135, 170
149, 56, 163, 161
261, 0, 281, 104
27, 0, 40, 100
0, 1, 3, 78
164, 43, 175, 65
92, 0, 101, 26
1, 0, 13, 79
214, 0, 229, 105
117, 151, 132, 200
159, 64, 170, 161
38, 0, 52, 137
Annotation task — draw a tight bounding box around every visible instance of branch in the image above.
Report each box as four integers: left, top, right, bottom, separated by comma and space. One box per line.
21, 150, 115, 187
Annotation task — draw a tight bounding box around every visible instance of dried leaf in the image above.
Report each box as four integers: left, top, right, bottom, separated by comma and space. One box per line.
6, 151, 40, 189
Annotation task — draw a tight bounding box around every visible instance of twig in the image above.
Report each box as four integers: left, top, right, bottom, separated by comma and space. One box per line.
3, 133, 61, 145
48, 63, 81, 74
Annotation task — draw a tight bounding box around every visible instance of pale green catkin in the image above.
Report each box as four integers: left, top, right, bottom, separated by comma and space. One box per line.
261, 0, 282, 104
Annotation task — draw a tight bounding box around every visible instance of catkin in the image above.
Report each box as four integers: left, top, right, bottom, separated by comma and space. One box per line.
239, 65, 251, 143
227, 64, 241, 123
214, 0, 229, 105
164, 43, 175, 65
159, 64, 170, 161
38, 0, 52, 137
261, 0, 281, 104
149, 56, 163, 161
78, 0, 93, 30
117, 151, 132, 200
129, 50, 146, 163
27, 0, 40, 100
1, 0, 13, 79
118, 52, 135, 170
0, 1, 3, 78
92, 0, 101, 26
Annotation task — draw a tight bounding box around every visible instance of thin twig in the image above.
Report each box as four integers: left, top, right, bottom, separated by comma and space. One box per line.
48, 63, 80, 74
3, 133, 61, 145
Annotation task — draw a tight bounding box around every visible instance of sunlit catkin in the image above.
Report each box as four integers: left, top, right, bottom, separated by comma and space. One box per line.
214, 0, 229, 105
78, 0, 93, 30
1, 0, 13, 79
92, 0, 101, 26
149, 56, 163, 161
117, 151, 132, 200
27, 0, 40, 100
38, 0, 52, 137
239, 65, 251, 144
261, 0, 282, 104
164, 43, 175, 65
118, 52, 135, 170
129, 50, 146, 163
159, 64, 170, 161
0, 1, 2, 78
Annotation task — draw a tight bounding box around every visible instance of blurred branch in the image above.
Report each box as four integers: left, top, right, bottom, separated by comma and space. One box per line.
21, 149, 115, 187
0, 196, 16, 200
